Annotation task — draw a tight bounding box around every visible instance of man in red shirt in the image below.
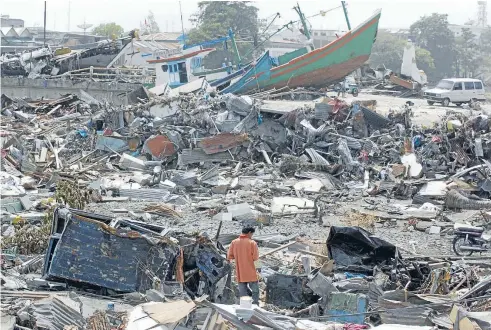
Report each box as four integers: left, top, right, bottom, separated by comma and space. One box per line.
227, 226, 259, 305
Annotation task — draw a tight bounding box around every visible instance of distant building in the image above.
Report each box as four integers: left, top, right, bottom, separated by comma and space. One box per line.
264, 25, 306, 57
448, 24, 487, 41
379, 28, 410, 40
1, 27, 40, 54
1, 15, 24, 28
311, 29, 346, 47
108, 32, 183, 68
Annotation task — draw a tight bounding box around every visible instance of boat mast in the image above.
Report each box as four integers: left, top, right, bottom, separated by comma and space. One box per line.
179, 1, 186, 46
341, 1, 351, 30
228, 28, 242, 68
293, 3, 314, 50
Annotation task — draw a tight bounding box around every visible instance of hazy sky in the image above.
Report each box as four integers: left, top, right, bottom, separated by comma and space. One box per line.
1, 0, 483, 33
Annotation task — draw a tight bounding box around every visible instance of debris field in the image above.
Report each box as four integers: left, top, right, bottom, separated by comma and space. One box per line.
1, 87, 491, 330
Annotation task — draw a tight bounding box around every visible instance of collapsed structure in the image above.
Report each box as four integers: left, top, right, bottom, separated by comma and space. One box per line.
1, 83, 491, 329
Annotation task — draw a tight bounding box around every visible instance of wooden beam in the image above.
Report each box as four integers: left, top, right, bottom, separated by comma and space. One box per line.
259, 241, 296, 259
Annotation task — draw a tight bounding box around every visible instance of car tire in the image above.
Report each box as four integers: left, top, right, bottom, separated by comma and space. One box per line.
427, 100, 435, 105
442, 98, 450, 107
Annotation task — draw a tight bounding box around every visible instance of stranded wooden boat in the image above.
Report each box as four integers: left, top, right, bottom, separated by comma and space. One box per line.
223, 9, 382, 94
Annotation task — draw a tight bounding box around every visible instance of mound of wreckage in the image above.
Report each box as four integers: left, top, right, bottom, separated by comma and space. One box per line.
2, 87, 491, 330
0, 40, 124, 78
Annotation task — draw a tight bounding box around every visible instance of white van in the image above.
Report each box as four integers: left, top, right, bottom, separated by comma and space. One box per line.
424, 78, 485, 106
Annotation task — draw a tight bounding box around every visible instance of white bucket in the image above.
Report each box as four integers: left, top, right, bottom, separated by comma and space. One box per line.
239, 296, 253, 309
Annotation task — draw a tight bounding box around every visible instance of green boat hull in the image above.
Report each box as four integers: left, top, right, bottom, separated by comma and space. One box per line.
261, 10, 381, 90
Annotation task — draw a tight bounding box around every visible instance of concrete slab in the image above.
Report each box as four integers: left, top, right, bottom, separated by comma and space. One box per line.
213, 212, 233, 222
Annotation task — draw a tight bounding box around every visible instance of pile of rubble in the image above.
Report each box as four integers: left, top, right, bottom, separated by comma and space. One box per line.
0, 39, 124, 78
2, 86, 491, 329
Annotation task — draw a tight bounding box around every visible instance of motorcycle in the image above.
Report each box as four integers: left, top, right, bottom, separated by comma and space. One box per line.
452, 222, 491, 256
334, 78, 359, 97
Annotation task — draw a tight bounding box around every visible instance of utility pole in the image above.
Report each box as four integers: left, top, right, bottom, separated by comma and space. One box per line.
179, 1, 185, 46
43, 1, 47, 46
341, 1, 351, 30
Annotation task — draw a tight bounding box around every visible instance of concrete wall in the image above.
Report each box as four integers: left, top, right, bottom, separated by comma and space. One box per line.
1, 77, 143, 105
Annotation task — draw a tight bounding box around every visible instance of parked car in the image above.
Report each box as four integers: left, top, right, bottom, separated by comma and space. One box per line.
423, 78, 485, 107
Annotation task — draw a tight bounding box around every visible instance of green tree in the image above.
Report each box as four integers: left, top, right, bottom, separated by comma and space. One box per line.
415, 47, 435, 75
369, 31, 435, 76
369, 31, 406, 72
454, 28, 479, 77
187, 1, 263, 67
410, 13, 455, 80
141, 11, 160, 35
479, 26, 491, 52
92, 23, 124, 39
478, 27, 491, 80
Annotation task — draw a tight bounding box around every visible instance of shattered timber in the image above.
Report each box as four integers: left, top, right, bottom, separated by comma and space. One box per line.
2, 3, 491, 330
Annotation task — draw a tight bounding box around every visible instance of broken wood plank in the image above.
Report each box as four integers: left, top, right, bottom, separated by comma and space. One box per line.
259, 241, 296, 259
296, 249, 329, 259
38, 147, 48, 163
46, 104, 62, 116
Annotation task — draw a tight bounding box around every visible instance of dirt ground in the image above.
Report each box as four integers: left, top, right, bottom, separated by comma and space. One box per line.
86, 197, 455, 258
336, 92, 491, 126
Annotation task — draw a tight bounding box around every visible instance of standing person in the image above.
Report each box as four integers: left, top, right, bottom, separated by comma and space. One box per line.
337, 78, 347, 98
227, 227, 260, 305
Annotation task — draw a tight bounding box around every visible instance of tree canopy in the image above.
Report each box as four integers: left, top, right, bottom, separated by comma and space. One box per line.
410, 14, 455, 80
368, 32, 407, 72
369, 31, 435, 77
187, 1, 263, 67
92, 23, 124, 39
454, 28, 479, 77
480, 26, 491, 53
372, 13, 491, 82
141, 11, 160, 35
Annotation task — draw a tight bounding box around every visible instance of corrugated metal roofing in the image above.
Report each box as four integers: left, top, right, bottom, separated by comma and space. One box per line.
1, 27, 17, 37
305, 148, 330, 166
132, 40, 181, 51
200, 133, 248, 154
140, 32, 182, 41
118, 188, 171, 201
31, 294, 86, 330
14, 27, 32, 37
178, 148, 233, 165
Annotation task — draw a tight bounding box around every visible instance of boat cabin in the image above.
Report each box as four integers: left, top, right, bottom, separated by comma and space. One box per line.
148, 46, 231, 88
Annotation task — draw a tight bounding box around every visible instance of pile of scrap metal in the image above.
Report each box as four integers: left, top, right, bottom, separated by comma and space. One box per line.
357, 40, 428, 97
3, 81, 491, 329
0, 39, 125, 78
41, 207, 232, 302
2, 88, 491, 219
254, 226, 491, 329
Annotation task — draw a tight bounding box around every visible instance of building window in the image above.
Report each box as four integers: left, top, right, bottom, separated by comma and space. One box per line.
178, 62, 188, 83
320, 32, 327, 36
161, 64, 168, 72
314, 32, 318, 36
